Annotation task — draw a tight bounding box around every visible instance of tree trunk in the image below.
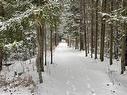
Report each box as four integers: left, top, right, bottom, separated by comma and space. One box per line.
54, 20, 58, 46
100, 0, 107, 61
0, 1, 5, 71
114, 0, 120, 60
0, 47, 3, 71
79, 0, 84, 51
50, 26, 53, 64
109, 0, 114, 65
0, 1, 4, 71
121, 0, 127, 74
75, 36, 78, 49
87, 26, 90, 54
121, 23, 126, 74
36, 20, 45, 83
91, 0, 94, 58
0, 1, 4, 17
44, 24, 47, 66
83, 0, 87, 57
95, 0, 99, 59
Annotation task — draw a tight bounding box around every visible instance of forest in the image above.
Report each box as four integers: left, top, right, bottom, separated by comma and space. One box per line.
0, 0, 127, 95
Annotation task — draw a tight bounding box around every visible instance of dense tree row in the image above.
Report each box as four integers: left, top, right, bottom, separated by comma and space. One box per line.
63, 0, 127, 74
0, 0, 61, 83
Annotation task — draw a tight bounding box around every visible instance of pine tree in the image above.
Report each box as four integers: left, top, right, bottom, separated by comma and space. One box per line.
109, 0, 114, 65
95, 0, 99, 59
100, 0, 107, 61
0, 1, 4, 71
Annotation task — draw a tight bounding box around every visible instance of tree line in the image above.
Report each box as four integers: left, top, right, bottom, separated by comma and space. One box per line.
64, 0, 127, 74
0, 0, 62, 83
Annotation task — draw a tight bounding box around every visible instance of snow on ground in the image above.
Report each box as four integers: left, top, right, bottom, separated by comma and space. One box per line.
0, 58, 37, 95
37, 42, 127, 95
0, 42, 127, 95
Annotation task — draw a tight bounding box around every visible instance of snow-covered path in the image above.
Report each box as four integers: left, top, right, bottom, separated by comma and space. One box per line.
37, 42, 127, 95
